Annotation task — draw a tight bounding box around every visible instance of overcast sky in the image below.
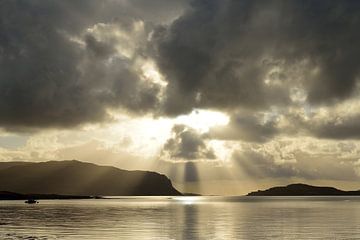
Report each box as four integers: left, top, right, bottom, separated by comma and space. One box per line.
1, 0, 360, 195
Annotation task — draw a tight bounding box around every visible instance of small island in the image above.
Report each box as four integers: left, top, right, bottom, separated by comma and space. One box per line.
247, 183, 360, 196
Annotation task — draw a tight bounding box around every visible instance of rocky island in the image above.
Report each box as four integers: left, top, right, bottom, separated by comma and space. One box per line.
247, 183, 360, 196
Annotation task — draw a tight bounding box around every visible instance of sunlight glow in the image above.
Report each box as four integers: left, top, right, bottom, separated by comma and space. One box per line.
140, 60, 167, 86
174, 109, 230, 133
86, 20, 145, 59
103, 114, 173, 156
174, 196, 202, 205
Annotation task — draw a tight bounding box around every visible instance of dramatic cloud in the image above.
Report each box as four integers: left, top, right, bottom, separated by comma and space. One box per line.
161, 124, 216, 161
152, 0, 360, 115
0, 0, 188, 131
2, 0, 360, 193
2, 0, 360, 138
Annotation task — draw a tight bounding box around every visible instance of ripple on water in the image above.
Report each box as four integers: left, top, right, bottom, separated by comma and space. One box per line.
2, 233, 52, 240
1, 197, 360, 239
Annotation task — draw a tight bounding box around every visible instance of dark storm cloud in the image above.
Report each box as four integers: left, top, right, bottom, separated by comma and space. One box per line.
307, 114, 360, 140
124, 0, 190, 24
0, 0, 186, 130
274, 108, 360, 140
161, 124, 216, 161
152, 0, 360, 116
0, 1, 96, 128
2, 0, 360, 143
84, 34, 115, 58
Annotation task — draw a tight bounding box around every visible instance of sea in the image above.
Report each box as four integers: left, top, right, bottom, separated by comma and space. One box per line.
1, 196, 360, 239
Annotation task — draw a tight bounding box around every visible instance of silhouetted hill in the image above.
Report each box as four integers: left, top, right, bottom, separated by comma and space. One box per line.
247, 183, 360, 196
0, 161, 32, 171
0, 160, 181, 196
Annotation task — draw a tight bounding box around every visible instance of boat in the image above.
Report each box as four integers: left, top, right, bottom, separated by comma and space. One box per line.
25, 199, 38, 204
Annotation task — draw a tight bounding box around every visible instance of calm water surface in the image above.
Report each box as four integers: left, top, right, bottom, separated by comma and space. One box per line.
1, 196, 360, 239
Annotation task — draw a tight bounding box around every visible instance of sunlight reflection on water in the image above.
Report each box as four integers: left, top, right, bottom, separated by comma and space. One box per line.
1, 196, 360, 239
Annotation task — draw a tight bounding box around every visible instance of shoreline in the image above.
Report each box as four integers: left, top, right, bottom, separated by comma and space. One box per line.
0, 191, 98, 201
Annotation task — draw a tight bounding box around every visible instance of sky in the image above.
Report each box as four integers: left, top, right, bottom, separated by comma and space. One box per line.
1, 0, 360, 195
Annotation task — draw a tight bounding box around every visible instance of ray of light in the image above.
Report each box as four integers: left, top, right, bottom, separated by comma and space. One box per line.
174, 109, 230, 133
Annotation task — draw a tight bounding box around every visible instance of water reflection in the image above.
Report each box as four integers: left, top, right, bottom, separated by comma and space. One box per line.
182, 204, 198, 240
1, 197, 360, 239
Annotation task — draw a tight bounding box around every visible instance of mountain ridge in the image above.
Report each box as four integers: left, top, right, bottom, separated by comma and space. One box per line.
0, 160, 181, 196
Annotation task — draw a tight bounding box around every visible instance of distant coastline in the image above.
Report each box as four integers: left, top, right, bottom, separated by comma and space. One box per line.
247, 183, 360, 196
0, 191, 96, 201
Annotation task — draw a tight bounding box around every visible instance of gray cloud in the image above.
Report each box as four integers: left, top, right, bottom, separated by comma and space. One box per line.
123, 0, 190, 24
152, 0, 360, 116
278, 107, 360, 140
308, 114, 360, 140
84, 34, 115, 59
2, 0, 360, 145
233, 149, 298, 179
233, 146, 360, 181
208, 112, 279, 142
0, 0, 188, 131
161, 124, 216, 161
